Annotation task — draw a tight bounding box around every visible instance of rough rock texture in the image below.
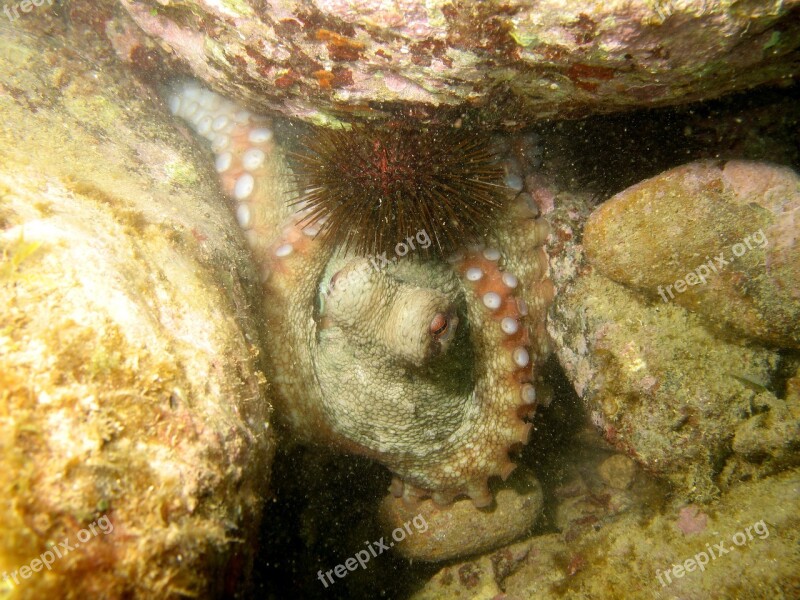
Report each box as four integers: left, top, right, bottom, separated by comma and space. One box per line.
0, 23, 273, 599
544, 169, 800, 501
551, 446, 664, 540
404, 434, 659, 599
409, 541, 532, 600
720, 356, 800, 490
549, 263, 796, 501
378, 467, 543, 562
110, 0, 800, 126
584, 160, 800, 349
412, 468, 800, 600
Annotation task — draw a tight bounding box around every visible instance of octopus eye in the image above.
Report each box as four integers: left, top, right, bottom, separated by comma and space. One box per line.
328, 271, 341, 291
429, 313, 450, 340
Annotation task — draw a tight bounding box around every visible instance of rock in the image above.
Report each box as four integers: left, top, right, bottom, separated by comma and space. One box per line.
378, 468, 544, 562
597, 454, 637, 490
720, 361, 800, 488
413, 468, 800, 599
410, 541, 531, 600
547, 433, 666, 541
0, 22, 273, 598
546, 162, 800, 501
584, 160, 800, 348
549, 266, 796, 501
788, 359, 800, 404
103, 0, 800, 125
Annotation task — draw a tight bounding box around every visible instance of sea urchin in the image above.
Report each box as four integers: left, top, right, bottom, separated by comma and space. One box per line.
288, 125, 507, 255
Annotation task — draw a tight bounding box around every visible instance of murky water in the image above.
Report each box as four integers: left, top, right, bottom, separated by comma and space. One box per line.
1, 3, 798, 599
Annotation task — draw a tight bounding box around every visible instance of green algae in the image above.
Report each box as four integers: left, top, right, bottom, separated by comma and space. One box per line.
0, 234, 42, 283
0, 22, 274, 599
164, 158, 200, 187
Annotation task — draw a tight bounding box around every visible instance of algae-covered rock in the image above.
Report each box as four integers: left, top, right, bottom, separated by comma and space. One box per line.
720, 357, 800, 489
378, 468, 543, 562
549, 267, 798, 501
413, 468, 800, 599
0, 24, 273, 599
584, 160, 800, 349
109, 0, 800, 126
409, 540, 531, 600
551, 445, 664, 540
545, 161, 800, 500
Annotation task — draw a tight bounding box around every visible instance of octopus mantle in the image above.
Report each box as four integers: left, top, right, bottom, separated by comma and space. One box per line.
168, 82, 553, 507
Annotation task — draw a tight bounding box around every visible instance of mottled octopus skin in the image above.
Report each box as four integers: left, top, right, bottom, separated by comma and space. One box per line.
168, 82, 554, 507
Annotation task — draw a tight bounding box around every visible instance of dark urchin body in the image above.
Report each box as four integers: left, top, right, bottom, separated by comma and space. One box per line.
289, 125, 507, 255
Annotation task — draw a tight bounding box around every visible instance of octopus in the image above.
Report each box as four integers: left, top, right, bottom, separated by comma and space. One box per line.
167, 81, 554, 508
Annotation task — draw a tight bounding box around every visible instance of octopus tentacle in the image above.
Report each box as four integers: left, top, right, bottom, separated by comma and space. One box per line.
387, 246, 543, 507
168, 81, 335, 437
167, 81, 554, 508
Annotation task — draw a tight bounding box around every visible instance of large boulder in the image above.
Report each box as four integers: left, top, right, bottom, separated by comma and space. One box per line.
584, 160, 800, 349
108, 0, 800, 125
412, 467, 800, 599
0, 22, 273, 599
